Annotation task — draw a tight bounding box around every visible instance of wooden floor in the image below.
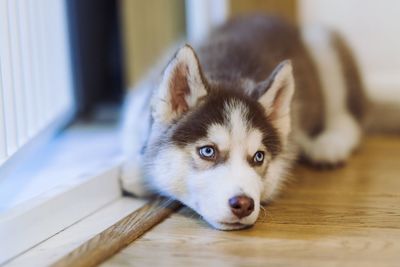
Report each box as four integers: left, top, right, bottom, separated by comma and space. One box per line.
102, 136, 400, 267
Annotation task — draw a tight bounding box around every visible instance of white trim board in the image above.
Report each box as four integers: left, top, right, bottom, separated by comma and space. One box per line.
3, 197, 147, 267
0, 122, 124, 265
0, 122, 121, 212
0, 164, 121, 265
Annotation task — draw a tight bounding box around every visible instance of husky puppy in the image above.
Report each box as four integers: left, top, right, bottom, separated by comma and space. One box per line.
120, 15, 367, 230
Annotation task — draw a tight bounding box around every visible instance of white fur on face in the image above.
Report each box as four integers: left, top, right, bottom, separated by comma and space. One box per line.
207, 124, 231, 151
247, 129, 263, 157
261, 149, 294, 202
197, 100, 267, 229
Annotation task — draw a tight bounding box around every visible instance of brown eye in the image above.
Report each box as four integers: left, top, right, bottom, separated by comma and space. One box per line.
199, 146, 216, 159
253, 151, 264, 164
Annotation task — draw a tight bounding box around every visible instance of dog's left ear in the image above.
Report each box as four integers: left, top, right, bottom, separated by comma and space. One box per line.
152, 44, 208, 124
253, 60, 295, 140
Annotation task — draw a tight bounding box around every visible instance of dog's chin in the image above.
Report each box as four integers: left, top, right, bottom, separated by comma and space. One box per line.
208, 220, 254, 231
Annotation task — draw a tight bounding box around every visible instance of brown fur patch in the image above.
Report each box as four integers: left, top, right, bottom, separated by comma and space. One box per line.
172, 88, 281, 157
171, 90, 227, 146
170, 63, 190, 114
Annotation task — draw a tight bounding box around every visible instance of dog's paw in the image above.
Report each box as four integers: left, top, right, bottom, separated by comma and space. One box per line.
120, 160, 152, 197
301, 114, 361, 169
303, 129, 360, 169
307, 131, 351, 166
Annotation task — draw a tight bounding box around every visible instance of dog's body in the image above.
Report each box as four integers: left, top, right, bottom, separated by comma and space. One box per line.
121, 16, 367, 230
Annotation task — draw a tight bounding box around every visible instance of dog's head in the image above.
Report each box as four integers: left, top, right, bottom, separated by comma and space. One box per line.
145, 45, 295, 230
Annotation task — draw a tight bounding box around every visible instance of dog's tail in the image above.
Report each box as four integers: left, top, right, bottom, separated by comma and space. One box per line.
332, 30, 400, 134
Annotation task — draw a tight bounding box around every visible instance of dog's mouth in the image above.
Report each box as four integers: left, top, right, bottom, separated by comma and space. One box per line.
216, 221, 253, 230
220, 222, 244, 227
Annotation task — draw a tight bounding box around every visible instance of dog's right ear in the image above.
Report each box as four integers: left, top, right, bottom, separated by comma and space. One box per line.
152, 45, 208, 124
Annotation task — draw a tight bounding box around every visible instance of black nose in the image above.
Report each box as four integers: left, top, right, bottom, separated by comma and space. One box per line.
229, 195, 255, 219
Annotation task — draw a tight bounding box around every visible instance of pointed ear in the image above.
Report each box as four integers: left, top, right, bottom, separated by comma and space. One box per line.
152, 45, 208, 124
254, 60, 295, 140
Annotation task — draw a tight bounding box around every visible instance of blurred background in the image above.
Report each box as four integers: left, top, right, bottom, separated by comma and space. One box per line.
120, 0, 400, 103
1, 0, 400, 170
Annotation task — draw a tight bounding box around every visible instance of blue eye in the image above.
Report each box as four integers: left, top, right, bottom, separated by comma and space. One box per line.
253, 151, 264, 164
199, 146, 216, 159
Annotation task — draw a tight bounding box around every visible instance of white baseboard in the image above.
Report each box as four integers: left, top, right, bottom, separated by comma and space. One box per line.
0, 164, 121, 265
0, 122, 124, 265
4, 197, 146, 267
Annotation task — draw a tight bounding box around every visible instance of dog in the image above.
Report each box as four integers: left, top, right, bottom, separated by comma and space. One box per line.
120, 15, 392, 230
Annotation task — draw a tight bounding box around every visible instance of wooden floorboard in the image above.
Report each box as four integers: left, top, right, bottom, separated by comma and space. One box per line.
101, 136, 400, 267
50, 198, 181, 267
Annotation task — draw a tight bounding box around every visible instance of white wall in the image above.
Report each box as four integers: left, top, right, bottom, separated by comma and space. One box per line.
185, 0, 229, 43
300, 0, 400, 102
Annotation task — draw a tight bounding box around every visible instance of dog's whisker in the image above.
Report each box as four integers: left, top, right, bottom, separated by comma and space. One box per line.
259, 205, 268, 220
